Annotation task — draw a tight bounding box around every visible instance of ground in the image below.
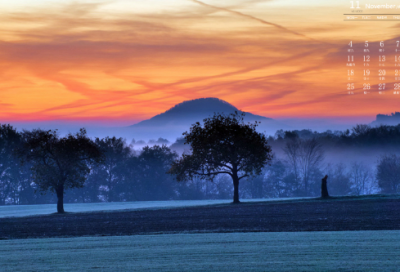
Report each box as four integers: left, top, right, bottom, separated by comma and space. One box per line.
1, 231, 399, 272
1, 195, 400, 271
1, 195, 399, 239
0, 199, 236, 218
0, 198, 304, 218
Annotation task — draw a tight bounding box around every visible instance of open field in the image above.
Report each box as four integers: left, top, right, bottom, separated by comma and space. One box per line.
1, 195, 399, 239
0, 199, 234, 218
1, 231, 399, 272
0, 198, 308, 218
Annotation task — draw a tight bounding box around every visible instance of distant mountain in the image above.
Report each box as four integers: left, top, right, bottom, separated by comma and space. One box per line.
370, 112, 400, 126
132, 97, 272, 127
127, 98, 289, 140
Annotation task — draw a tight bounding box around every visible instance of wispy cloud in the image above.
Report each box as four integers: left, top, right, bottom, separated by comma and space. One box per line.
190, 0, 318, 41
0, 0, 397, 123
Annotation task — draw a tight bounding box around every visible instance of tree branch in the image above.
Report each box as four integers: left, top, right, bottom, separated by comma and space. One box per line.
238, 174, 249, 181
193, 171, 233, 177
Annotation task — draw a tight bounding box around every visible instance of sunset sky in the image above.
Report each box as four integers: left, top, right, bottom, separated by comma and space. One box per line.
1, 0, 400, 126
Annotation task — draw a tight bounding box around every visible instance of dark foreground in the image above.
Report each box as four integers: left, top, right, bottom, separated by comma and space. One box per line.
1, 196, 399, 239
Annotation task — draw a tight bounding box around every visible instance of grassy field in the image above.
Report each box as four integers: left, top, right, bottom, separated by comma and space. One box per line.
0, 198, 309, 218
2, 195, 398, 219
1, 230, 399, 271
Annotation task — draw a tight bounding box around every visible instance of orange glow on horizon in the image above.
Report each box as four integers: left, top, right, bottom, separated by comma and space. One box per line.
0, 0, 399, 125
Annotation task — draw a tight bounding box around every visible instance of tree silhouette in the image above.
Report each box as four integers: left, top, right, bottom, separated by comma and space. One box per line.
136, 145, 178, 200
20, 129, 103, 213
349, 162, 372, 195
94, 137, 133, 202
377, 154, 400, 194
283, 138, 324, 196
168, 112, 273, 203
0, 124, 22, 205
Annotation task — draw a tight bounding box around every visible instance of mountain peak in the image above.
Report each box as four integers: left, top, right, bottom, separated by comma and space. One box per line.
131, 97, 272, 128
127, 97, 289, 140
164, 97, 238, 115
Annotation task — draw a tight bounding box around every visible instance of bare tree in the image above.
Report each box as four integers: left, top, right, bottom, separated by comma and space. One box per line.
283, 139, 300, 184
264, 159, 287, 198
349, 162, 372, 195
284, 138, 324, 196
351, 124, 370, 136
325, 163, 352, 196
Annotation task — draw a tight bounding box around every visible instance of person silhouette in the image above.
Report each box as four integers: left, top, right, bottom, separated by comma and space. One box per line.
321, 175, 329, 198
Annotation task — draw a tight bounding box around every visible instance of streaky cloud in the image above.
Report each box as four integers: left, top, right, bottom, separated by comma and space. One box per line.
190, 0, 322, 42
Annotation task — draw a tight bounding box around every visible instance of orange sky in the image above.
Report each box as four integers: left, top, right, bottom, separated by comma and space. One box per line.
1, 0, 400, 125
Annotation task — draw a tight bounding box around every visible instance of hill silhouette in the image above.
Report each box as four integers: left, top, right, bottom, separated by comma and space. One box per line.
126, 97, 288, 141
131, 98, 273, 127
370, 112, 400, 126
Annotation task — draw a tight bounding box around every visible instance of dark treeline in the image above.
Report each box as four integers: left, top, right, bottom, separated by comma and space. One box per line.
261, 124, 400, 196
261, 124, 400, 197
0, 125, 181, 205
271, 123, 400, 147
1, 123, 400, 205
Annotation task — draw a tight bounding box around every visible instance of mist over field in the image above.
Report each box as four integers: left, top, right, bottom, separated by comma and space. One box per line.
2, 98, 400, 206
8, 98, 378, 141
10, 114, 359, 142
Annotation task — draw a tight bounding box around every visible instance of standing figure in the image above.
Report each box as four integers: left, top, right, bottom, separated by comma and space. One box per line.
321, 175, 329, 198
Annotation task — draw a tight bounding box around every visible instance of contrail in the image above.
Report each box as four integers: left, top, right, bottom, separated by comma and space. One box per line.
191, 0, 318, 42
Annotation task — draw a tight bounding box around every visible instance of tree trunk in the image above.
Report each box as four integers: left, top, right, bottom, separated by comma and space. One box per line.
56, 186, 65, 213
305, 178, 309, 196
108, 172, 113, 202
233, 175, 240, 204
321, 175, 329, 198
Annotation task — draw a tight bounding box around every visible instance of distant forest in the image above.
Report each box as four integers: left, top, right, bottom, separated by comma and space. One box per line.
1, 123, 400, 205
